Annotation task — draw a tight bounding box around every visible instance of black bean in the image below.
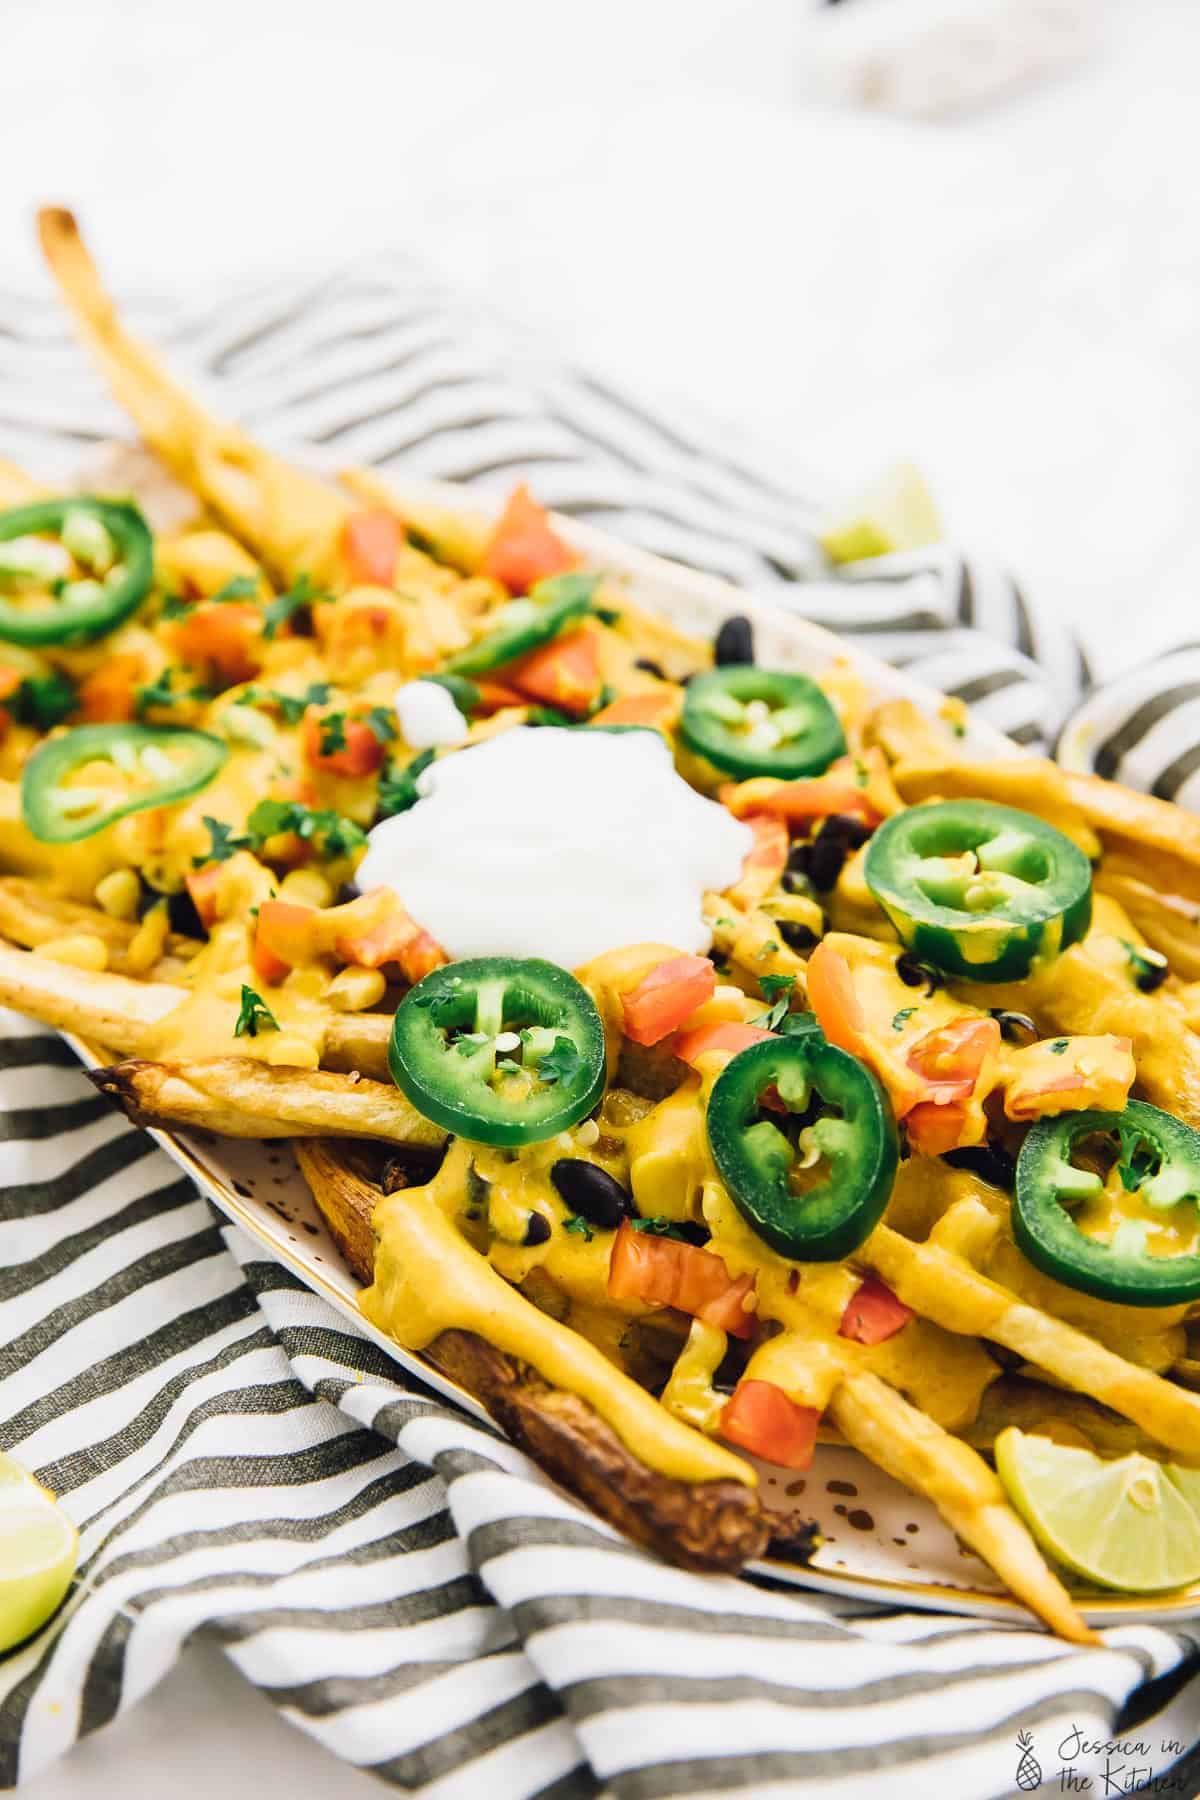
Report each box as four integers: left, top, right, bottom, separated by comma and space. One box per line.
550, 1159, 633, 1229
164, 887, 202, 938
778, 920, 818, 953
523, 1212, 552, 1247
381, 1144, 448, 1193
895, 952, 943, 993
633, 657, 667, 680
805, 835, 848, 891
668, 1220, 712, 1247
714, 615, 754, 666
822, 813, 873, 850
992, 1010, 1037, 1044
942, 1145, 1016, 1190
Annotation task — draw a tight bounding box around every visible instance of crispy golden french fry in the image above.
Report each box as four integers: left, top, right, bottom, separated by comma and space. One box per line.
37, 207, 347, 582
1096, 866, 1200, 978
91, 1057, 443, 1145
0, 878, 198, 978
863, 1224, 1200, 1459
829, 1369, 1093, 1643
0, 935, 391, 1077
0, 937, 179, 1053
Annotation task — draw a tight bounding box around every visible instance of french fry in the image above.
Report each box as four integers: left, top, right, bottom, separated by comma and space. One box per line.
863, 1224, 1200, 1458
37, 207, 348, 582
0, 936, 391, 1077
829, 1370, 1094, 1643
91, 1057, 443, 1145
0, 877, 198, 978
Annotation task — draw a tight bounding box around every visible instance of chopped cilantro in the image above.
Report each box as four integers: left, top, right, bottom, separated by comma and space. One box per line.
495, 1056, 523, 1076
159, 591, 191, 620
365, 705, 397, 744
755, 974, 797, 1030
630, 1216, 693, 1240
244, 798, 366, 860
211, 574, 260, 602
1049, 1039, 1069, 1055
594, 607, 622, 627
892, 1006, 917, 1031
12, 670, 77, 730
537, 1035, 583, 1087
134, 667, 213, 718
853, 758, 869, 788
1116, 1124, 1157, 1193
318, 712, 348, 756
526, 706, 576, 728
236, 681, 330, 726
778, 1009, 823, 1040
263, 572, 326, 640
234, 985, 278, 1038
193, 816, 249, 866
563, 1214, 594, 1242
377, 748, 435, 818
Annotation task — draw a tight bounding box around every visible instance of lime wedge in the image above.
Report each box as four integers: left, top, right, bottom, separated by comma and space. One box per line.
819, 462, 942, 564
995, 1428, 1200, 1593
0, 1453, 78, 1651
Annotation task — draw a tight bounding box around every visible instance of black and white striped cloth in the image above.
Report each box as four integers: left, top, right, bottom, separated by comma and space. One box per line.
2, 255, 1199, 1799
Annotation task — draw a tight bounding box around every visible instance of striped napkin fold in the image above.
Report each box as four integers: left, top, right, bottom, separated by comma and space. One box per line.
1, 253, 1198, 1798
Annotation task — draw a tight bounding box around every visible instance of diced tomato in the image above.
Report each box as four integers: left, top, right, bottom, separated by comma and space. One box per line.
720, 776, 882, 828
172, 602, 264, 686
719, 1379, 820, 1470
472, 679, 527, 714
622, 954, 716, 1047
185, 863, 224, 930
331, 889, 448, 983
253, 900, 318, 980
670, 1020, 776, 1066
510, 625, 601, 715
0, 665, 21, 738
589, 688, 683, 733
728, 813, 789, 908
77, 653, 142, 723
301, 709, 387, 779
905, 1016, 999, 1103
803, 940, 868, 1058
343, 509, 402, 587
480, 483, 577, 594
608, 1220, 755, 1337
839, 1275, 914, 1346
902, 1100, 971, 1157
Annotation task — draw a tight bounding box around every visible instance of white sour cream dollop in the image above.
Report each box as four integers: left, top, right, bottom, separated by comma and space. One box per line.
392, 679, 468, 749
357, 726, 753, 967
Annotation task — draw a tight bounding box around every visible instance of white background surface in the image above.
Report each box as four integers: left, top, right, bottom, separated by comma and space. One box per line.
8, 1, 1200, 1793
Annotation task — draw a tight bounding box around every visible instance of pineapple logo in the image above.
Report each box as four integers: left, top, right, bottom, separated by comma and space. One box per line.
1014, 1731, 1043, 1791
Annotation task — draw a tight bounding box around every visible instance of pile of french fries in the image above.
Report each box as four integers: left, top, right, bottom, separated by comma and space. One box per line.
7, 209, 1200, 1642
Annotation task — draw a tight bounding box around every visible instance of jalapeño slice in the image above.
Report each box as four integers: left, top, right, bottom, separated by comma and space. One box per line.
681, 666, 846, 781
706, 1032, 898, 1261
21, 723, 228, 844
863, 799, 1092, 982
1014, 1101, 1200, 1307
388, 955, 606, 1146
444, 572, 599, 677
0, 498, 154, 646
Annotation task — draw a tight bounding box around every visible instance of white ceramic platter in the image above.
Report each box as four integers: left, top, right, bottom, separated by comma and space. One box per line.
66, 473, 1200, 1627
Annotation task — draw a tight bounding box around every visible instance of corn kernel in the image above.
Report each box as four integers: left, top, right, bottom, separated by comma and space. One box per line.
93, 869, 141, 921
322, 964, 387, 1012
280, 868, 334, 908
264, 1034, 321, 1070
32, 933, 108, 972
126, 901, 169, 976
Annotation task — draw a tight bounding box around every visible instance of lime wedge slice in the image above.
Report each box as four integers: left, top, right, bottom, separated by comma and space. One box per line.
995, 1428, 1200, 1593
0, 1453, 78, 1651
819, 462, 942, 564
